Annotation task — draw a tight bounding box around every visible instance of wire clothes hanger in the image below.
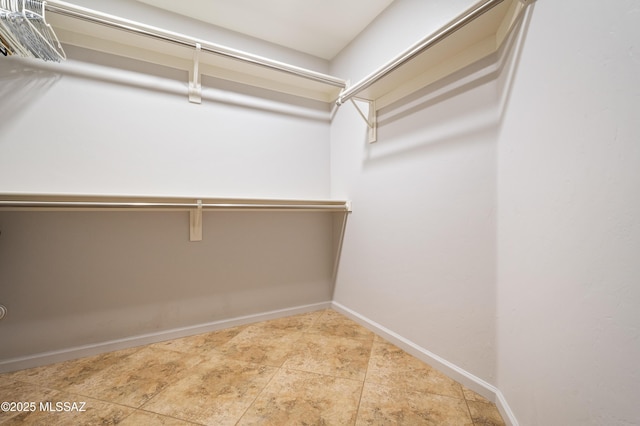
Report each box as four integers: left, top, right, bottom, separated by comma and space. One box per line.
0, 0, 65, 61
0, 29, 11, 55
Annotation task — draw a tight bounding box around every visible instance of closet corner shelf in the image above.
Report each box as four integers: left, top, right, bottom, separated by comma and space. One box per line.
43, 0, 346, 103
337, 0, 532, 111
39, 0, 530, 112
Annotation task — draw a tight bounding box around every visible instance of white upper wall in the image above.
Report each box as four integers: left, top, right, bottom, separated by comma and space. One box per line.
0, 0, 333, 199
497, 1, 640, 424
330, 0, 498, 385
62, 0, 330, 72
331, 0, 477, 82
331, 1, 640, 424
134, 0, 395, 61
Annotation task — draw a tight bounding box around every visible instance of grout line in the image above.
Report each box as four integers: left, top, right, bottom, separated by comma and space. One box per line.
279, 365, 366, 383
353, 332, 375, 425
39, 388, 161, 421
332, 301, 501, 402
111, 406, 138, 425
3, 308, 495, 425
8, 346, 207, 418
234, 366, 279, 426
462, 387, 477, 425
133, 406, 207, 425
5, 377, 137, 412
233, 311, 324, 425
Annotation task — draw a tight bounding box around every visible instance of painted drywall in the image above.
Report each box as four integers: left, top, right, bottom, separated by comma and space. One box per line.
0, 0, 333, 199
330, 0, 498, 384
0, 5, 337, 364
62, 0, 330, 72
0, 210, 335, 360
496, 1, 640, 425
0, 45, 330, 199
3, 0, 637, 422
331, 0, 640, 423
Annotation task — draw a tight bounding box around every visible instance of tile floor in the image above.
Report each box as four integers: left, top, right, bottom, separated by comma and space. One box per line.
0, 309, 505, 425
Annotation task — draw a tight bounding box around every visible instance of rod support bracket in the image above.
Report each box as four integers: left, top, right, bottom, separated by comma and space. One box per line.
189, 199, 203, 241
188, 43, 202, 104
350, 99, 377, 143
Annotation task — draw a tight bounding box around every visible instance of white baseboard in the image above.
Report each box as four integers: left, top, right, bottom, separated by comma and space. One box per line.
496, 389, 520, 426
0, 301, 331, 374
1, 300, 519, 425
331, 301, 519, 426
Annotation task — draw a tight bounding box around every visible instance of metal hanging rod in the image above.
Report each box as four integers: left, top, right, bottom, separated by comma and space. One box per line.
0, 195, 351, 212
0, 195, 351, 243
336, 0, 506, 106
43, 0, 346, 89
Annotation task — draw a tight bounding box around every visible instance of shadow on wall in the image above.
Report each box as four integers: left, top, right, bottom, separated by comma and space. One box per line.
0, 60, 61, 133
358, 4, 536, 167
200, 74, 332, 122
1, 45, 331, 123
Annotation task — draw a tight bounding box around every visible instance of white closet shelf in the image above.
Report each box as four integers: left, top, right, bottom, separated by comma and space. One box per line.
18, 0, 533, 141
43, 0, 346, 103
337, 0, 532, 110
39, 0, 531, 111
0, 193, 351, 278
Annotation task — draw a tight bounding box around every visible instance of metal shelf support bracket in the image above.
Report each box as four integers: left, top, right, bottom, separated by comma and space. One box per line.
350, 99, 377, 143
189, 199, 203, 241
188, 43, 202, 104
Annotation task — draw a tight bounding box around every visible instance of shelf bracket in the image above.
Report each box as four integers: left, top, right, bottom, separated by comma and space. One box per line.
350, 99, 377, 143
189, 199, 203, 241
188, 43, 202, 104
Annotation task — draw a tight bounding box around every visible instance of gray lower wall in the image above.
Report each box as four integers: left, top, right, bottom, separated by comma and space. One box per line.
0, 210, 335, 360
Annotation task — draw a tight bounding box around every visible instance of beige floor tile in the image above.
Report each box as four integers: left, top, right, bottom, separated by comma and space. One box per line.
0, 377, 44, 397
238, 368, 362, 426
216, 325, 303, 367
3, 347, 139, 390
120, 410, 200, 425
357, 381, 473, 425
1, 310, 490, 425
148, 325, 247, 355
0, 381, 60, 424
373, 334, 387, 343
0, 376, 18, 389
282, 333, 372, 380
255, 310, 326, 332
63, 346, 203, 408
307, 310, 375, 341
366, 340, 464, 399
462, 385, 493, 404
0, 392, 133, 426
467, 400, 506, 426
141, 353, 277, 426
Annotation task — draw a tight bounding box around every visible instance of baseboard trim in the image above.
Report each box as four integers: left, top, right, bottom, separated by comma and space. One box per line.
1, 300, 519, 425
0, 301, 332, 374
331, 301, 519, 426
496, 389, 519, 426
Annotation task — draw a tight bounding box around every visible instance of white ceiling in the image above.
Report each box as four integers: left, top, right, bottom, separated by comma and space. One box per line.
134, 0, 395, 60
